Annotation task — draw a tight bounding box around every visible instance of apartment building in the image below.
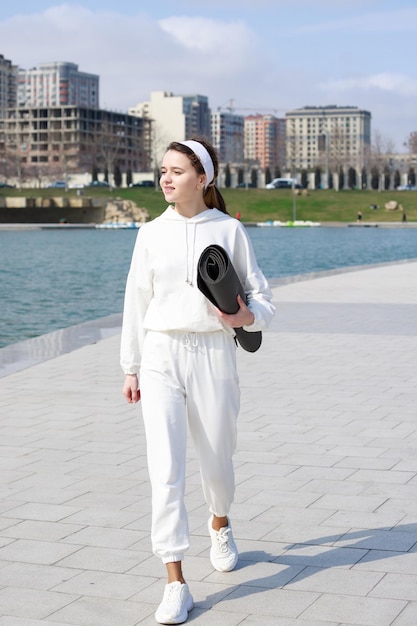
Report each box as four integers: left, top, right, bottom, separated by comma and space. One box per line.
211, 110, 244, 164
0, 105, 151, 182
286, 105, 371, 174
244, 114, 286, 171
129, 91, 211, 166
0, 54, 18, 118
18, 62, 99, 109
286, 105, 371, 177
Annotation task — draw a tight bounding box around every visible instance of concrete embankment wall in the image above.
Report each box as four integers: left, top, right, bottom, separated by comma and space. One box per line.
0, 197, 106, 224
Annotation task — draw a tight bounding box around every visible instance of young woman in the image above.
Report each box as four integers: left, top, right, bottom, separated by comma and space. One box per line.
121, 138, 275, 624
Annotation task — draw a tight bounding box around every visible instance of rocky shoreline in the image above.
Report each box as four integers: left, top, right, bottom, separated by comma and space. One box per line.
0, 196, 149, 225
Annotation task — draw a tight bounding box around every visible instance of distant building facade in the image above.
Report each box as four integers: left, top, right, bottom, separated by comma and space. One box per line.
129, 91, 211, 167
244, 114, 286, 171
0, 105, 151, 183
18, 62, 99, 109
211, 110, 244, 164
286, 105, 371, 176
0, 54, 17, 118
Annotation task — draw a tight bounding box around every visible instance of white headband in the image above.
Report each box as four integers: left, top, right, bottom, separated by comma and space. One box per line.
180, 140, 214, 189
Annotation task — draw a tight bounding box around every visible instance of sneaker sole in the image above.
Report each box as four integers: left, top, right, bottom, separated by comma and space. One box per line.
209, 549, 238, 572
155, 595, 194, 624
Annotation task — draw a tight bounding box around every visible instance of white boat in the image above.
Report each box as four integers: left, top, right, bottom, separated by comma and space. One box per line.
95, 221, 141, 229
256, 220, 321, 228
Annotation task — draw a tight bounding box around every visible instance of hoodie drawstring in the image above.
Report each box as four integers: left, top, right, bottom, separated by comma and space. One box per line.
181, 332, 199, 351
185, 221, 197, 286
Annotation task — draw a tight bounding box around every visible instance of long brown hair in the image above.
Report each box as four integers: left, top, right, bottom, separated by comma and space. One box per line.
166, 137, 229, 214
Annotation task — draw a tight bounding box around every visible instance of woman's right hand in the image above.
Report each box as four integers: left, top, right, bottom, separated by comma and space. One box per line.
123, 374, 140, 403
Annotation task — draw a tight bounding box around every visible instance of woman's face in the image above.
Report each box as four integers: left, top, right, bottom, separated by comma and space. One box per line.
160, 150, 205, 206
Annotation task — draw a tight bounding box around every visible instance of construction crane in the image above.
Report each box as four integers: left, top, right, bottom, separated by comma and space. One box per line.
218, 98, 288, 116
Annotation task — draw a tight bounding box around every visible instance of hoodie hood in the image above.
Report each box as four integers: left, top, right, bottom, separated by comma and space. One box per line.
157, 207, 227, 286
160, 206, 228, 224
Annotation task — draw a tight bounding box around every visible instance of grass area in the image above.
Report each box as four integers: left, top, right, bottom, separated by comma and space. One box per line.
1, 186, 416, 223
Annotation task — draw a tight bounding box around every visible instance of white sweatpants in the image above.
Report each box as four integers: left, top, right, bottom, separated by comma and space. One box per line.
139, 330, 240, 563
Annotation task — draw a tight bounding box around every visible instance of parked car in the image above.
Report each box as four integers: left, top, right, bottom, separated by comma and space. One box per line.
235, 182, 256, 188
0, 182, 15, 188
87, 180, 111, 188
396, 184, 417, 191
129, 180, 155, 188
266, 178, 301, 189
47, 180, 67, 188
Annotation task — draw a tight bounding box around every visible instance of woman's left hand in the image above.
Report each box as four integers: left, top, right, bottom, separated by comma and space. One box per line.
217, 294, 255, 328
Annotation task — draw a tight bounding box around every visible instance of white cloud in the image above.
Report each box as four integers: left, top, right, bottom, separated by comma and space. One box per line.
159, 16, 258, 73
319, 73, 417, 96
160, 16, 252, 53
0, 6, 263, 110
0, 2, 415, 147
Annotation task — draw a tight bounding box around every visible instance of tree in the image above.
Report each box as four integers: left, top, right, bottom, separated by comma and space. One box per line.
370, 130, 395, 189
274, 166, 281, 179
237, 168, 244, 185
338, 166, 344, 190
383, 165, 390, 190
1, 145, 31, 189
250, 168, 258, 187
90, 117, 125, 185
92, 165, 99, 182
224, 163, 231, 188
408, 167, 416, 186
149, 122, 171, 172
394, 169, 401, 189
325, 125, 351, 178
361, 167, 368, 189
126, 167, 132, 187
113, 164, 122, 188
371, 166, 379, 190
265, 167, 271, 185
348, 167, 356, 190
301, 169, 308, 189
314, 167, 321, 190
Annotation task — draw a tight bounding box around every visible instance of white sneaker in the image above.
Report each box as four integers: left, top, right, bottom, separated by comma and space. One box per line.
155, 581, 193, 625
208, 516, 238, 572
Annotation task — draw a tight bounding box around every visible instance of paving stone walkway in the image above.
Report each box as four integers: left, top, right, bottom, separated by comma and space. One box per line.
1, 260, 417, 625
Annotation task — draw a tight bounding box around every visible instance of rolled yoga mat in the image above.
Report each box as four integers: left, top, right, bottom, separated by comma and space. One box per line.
197, 244, 262, 353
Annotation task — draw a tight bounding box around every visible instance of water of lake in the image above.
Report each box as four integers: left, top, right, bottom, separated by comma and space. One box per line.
0, 225, 416, 348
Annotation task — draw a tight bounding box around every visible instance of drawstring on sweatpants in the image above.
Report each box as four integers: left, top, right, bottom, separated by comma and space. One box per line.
181, 333, 199, 352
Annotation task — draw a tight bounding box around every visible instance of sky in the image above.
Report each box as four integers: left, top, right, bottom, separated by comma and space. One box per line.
1, 0, 416, 151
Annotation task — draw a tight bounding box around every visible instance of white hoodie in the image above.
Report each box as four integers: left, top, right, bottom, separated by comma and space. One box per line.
120, 207, 275, 375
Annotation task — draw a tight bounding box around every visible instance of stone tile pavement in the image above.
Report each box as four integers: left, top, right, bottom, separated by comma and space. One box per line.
0, 260, 417, 625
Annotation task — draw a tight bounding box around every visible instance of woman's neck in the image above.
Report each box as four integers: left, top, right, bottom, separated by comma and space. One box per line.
174, 201, 208, 218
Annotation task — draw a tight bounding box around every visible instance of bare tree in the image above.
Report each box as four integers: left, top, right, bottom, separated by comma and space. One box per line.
371, 131, 394, 167
1, 145, 31, 188
328, 125, 351, 173
150, 121, 171, 177
370, 130, 395, 190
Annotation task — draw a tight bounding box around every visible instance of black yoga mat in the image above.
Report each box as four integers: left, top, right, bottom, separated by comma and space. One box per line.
197, 244, 262, 353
